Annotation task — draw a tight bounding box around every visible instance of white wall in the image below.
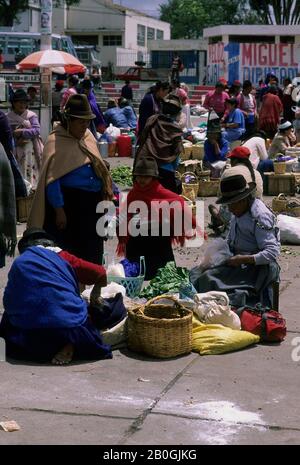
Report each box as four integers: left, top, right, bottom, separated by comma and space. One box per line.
63, 0, 125, 32
125, 14, 170, 51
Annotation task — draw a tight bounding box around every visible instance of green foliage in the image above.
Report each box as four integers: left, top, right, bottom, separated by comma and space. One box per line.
159, 0, 262, 39
249, 0, 300, 24
111, 166, 133, 187
140, 261, 190, 299
0, 0, 80, 27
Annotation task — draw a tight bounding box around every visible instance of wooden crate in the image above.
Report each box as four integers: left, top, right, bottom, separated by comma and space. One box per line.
16, 193, 34, 223
265, 173, 296, 196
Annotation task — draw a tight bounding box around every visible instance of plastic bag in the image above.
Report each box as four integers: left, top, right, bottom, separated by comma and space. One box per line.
105, 124, 121, 141
107, 263, 125, 277
277, 214, 300, 244
199, 238, 233, 271
81, 282, 126, 302
192, 316, 259, 355
193, 291, 241, 330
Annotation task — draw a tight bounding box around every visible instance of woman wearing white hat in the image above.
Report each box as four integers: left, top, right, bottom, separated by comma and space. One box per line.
268, 119, 297, 159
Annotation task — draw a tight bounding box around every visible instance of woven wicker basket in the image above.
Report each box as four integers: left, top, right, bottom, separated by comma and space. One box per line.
272, 193, 288, 213
127, 295, 193, 358
16, 193, 35, 223
286, 202, 300, 217
274, 162, 286, 174
181, 145, 193, 161
181, 171, 198, 200
198, 178, 220, 197
192, 144, 204, 160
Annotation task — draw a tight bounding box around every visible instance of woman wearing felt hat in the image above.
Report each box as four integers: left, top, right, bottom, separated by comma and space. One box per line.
268, 119, 299, 159
203, 120, 230, 177
117, 156, 204, 280
28, 94, 113, 264
190, 174, 280, 307
7, 88, 44, 190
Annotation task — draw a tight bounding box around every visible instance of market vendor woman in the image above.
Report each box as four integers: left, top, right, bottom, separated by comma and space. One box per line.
117, 156, 202, 280
0, 228, 118, 364
190, 175, 280, 307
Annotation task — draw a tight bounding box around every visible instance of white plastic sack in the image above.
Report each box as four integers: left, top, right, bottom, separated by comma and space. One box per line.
81, 282, 126, 302
107, 263, 125, 278
199, 238, 233, 271
105, 123, 121, 141
277, 214, 300, 244
193, 291, 241, 330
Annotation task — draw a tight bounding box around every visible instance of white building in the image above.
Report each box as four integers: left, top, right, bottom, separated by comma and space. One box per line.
203, 25, 300, 85
52, 0, 170, 70
7, 0, 41, 33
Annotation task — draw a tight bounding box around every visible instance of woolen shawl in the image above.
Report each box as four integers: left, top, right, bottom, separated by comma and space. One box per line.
28, 124, 113, 228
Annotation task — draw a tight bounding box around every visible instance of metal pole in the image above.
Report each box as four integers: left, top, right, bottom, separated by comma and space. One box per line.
40, 0, 53, 141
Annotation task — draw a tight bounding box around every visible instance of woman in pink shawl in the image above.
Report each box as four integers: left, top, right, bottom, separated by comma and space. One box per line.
258, 87, 283, 138
7, 89, 43, 190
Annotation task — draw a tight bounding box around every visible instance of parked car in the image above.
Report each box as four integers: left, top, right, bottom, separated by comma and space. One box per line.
116, 66, 168, 81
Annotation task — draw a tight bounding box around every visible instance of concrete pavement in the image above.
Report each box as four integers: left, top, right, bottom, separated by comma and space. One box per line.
0, 163, 300, 445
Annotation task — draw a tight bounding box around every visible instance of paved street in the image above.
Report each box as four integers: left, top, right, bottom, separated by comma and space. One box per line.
0, 158, 300, 445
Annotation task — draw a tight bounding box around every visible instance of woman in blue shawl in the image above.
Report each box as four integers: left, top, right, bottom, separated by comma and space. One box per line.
0, 229, 122, 365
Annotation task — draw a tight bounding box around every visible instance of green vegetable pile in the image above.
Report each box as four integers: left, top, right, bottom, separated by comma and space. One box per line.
111, 166, 133, 187
140, 262, 190, 299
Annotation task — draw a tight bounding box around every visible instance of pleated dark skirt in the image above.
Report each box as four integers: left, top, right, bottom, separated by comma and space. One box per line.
126, 235, 174, 280
44, 187, 104, 264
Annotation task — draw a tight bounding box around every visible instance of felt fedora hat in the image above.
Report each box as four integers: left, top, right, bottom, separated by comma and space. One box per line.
216, 174, 256, 205
18, 228, 55, 254
133, 156, 159, 178
64, 94, 95, 120
11, 89, 30, 102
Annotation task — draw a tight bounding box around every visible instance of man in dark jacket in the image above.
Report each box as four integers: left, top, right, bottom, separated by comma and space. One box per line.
121, 80, 133, 102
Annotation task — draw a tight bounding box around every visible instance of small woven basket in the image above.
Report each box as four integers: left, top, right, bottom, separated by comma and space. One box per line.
181, 145, 193, 161
192, 144, 204, 160
127, 295, 193, 358
198, 178, 220, 197
16, 192, 35, 223
272, 193, 288, 213
181, 171, 199, 200
274, 161, 286, 174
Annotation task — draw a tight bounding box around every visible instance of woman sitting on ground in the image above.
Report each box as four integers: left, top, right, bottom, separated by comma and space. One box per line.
191, 175, 280, 307
208, 146, 263, 235
221, 97, 245, 143
241, 130, 273, 175
0, 228, 125, 365
203, 121, 229, 177
268, 120, 297, 159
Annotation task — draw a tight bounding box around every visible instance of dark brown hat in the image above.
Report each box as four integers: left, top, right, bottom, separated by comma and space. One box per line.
216, 175, 256, 205
11, 89, 30, 103
64, 94, 95, 120
133, 156, 159, 178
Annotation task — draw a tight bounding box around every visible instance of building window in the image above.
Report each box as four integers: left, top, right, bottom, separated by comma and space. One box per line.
156, 29, 164, 40
103, 35, 122, 46
137, 25, 146, 46
280, 36, 295, 43
147, 27, 155, 41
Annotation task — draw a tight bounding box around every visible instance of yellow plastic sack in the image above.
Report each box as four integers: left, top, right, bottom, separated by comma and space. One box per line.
192, 316, 260, 355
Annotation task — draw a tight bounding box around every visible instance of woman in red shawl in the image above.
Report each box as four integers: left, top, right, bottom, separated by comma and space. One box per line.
117, 157, 205, 280
259, 87, 283, 138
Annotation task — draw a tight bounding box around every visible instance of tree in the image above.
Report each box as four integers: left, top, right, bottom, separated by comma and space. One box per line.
0, 0, 80, 28
249, 0, 300, 24
159, 0, 262, 39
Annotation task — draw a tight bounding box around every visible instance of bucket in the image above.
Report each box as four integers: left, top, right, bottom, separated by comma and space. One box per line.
98, 141, 108, 158
117, 134, 132, 157
108, 142, 117, 157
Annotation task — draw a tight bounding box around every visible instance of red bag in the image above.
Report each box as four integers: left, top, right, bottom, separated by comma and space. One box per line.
235, 305, 286, 343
